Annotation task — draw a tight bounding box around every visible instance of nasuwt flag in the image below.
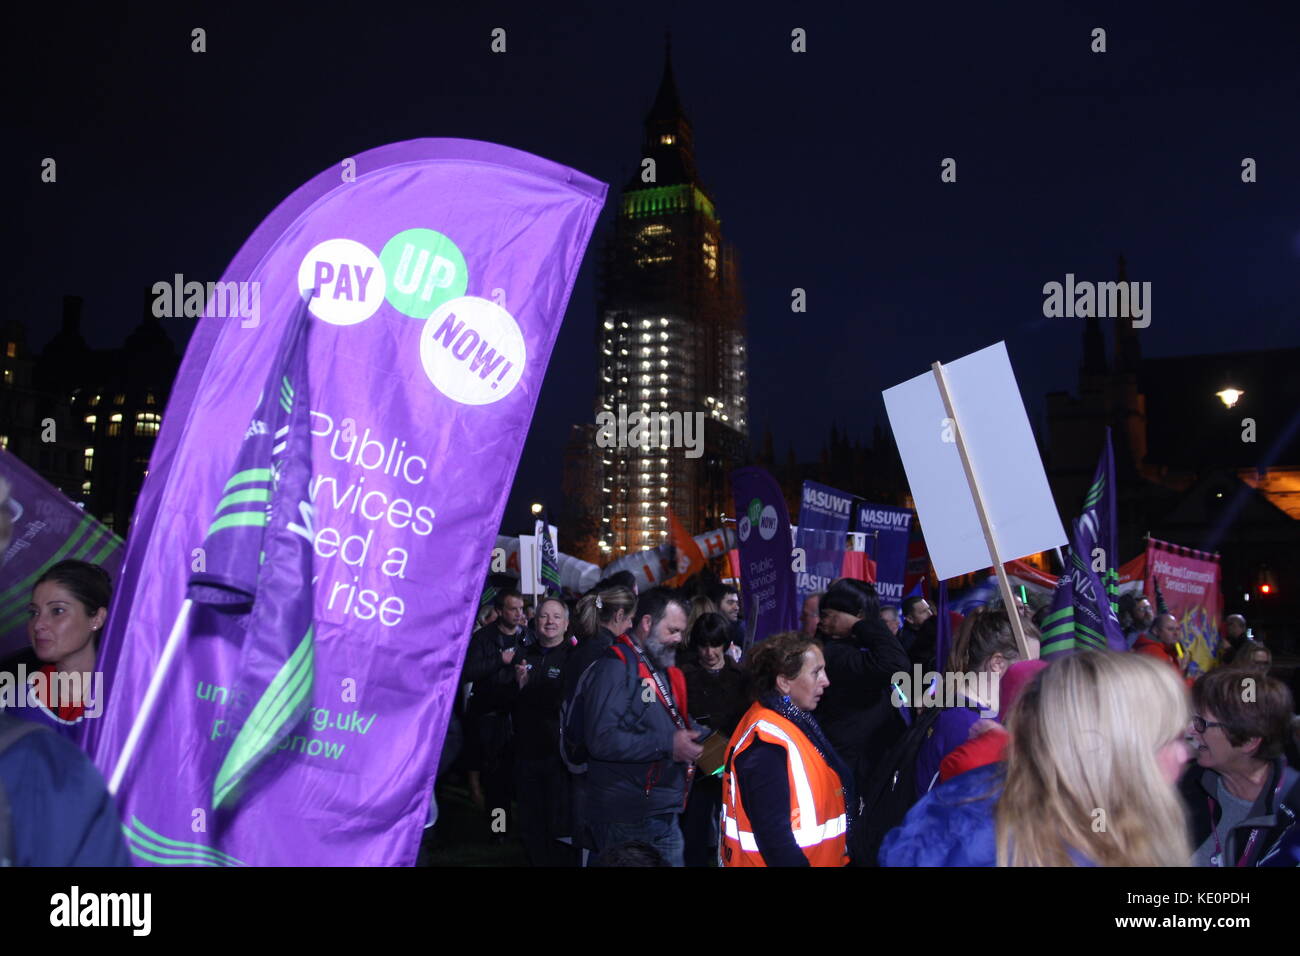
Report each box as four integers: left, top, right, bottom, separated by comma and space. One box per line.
732, 467, 800, 644
186, 294, 315, 809
1041, 432, 1126, 658
852, 502, 913, 606
85, 139, 605, 865
795, 480, 854, 605
1144, 537, 1222, 678
0, 449, 124, 660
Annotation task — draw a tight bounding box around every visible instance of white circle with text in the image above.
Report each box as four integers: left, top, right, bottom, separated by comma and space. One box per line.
738, 515, 751, 542
420, 296, 526, 405
297, 239, 386, 326
758, 505, 778, 540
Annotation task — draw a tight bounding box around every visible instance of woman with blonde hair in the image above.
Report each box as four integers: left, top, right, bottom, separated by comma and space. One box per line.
880, 651, 1193, 866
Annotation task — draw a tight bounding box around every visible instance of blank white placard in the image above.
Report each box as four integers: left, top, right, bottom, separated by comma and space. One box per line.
882, 340, 1066, 580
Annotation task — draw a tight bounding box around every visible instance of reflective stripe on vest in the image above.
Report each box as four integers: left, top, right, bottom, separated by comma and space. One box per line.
721, 706, 848, 865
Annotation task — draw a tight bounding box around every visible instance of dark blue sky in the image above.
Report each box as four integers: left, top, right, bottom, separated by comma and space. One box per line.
9, 1, 1300, 537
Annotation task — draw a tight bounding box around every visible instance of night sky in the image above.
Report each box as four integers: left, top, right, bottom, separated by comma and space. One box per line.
9, 2, 1300, 541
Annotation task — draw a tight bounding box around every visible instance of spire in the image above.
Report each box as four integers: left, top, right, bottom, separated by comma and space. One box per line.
649, 32, 682, 124
1114, 254, 1141, 375
627, 38, 702, 191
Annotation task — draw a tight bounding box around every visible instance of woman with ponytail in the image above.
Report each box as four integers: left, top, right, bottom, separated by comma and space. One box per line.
913, 609, 1025, 795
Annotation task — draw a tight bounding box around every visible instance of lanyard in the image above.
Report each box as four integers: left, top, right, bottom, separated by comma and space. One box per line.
621, 638, 695, 801
623, 639, 686, 730
1208, 773, 1284, 867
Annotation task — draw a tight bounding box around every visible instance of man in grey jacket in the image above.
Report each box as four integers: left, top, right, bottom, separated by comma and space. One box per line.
582, 589, 703, 866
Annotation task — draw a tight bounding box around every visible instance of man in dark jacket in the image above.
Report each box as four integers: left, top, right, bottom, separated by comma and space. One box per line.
581, 589, 702, 866
817, 580, 913, 799
460, 588, 531, 833
513, 598, 577, 866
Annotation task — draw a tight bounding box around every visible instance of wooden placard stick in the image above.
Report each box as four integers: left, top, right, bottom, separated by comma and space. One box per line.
930, 360, 1034, 660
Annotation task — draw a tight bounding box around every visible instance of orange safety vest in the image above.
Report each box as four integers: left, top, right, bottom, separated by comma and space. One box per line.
720, 702, 849, 867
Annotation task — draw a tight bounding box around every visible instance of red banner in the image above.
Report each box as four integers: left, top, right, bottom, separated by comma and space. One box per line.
1144, 537, 1223, 677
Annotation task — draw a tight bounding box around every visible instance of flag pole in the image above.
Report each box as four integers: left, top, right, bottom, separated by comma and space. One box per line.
107, 597, 193, 796
930, 360, 1033, 660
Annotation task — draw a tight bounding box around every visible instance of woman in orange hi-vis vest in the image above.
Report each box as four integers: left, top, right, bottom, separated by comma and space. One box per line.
721, 632, 857, 866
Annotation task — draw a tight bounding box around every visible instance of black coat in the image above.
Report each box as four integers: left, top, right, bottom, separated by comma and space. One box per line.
680, 657, 748, 737
513, 639, 575, 759
816, 617, 912, 792
462, 624, 531, 716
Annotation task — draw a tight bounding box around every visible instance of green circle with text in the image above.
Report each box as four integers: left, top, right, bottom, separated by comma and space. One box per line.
379, 228, 468, 319
748, 498, 763, 525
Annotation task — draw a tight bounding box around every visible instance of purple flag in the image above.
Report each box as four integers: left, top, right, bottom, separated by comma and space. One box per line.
85, 139, 605, 865
853, 502, 914, 606
0, 449, 124, 660
795, 480, 854, 604
187, 293, 315, 809
1041, 429, 1126, 658
732, 467, 800, 643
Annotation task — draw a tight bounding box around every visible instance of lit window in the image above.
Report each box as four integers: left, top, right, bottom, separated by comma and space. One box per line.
146, 393, 157, 406
4, 342, 14, 358
107, 413, 123, 437
89, 395, 100, 407
84, 448, 94, 471
0, 435, 7, 449
604, 320, 614, 330
135, 412, 162, 436
660, 134, 675, 145
82, 480, 92, 494
2, 370, 10, 385
84, 415, 97, 426
114, 394, 125, 405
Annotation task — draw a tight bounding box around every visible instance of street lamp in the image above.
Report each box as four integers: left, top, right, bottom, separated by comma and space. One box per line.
530, 502, 543, 516
1216, 387, 1244, 409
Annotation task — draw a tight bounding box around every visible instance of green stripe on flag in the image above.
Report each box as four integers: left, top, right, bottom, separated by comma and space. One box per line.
87, 535, 123, 566
223, 468, 272, 491
0, 522, 109, 634
206, 511, 268, 536
214, 487, 270, 515
122, 817, 245, 866
1041, 606, 1073, 627
0, 516, 96, 606
213, 628, 315, 808
1041, 637, 1075, 656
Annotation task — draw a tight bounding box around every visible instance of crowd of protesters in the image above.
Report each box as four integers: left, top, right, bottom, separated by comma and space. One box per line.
428, 562, 1300, 868
2, 463, 1299, 867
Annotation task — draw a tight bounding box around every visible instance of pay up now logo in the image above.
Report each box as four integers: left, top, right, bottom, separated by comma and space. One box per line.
738, 497, 778, 543
296, 229, 524, 405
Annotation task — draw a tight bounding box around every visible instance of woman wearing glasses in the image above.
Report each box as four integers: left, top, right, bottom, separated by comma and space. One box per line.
1181, 667, 1299, 867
